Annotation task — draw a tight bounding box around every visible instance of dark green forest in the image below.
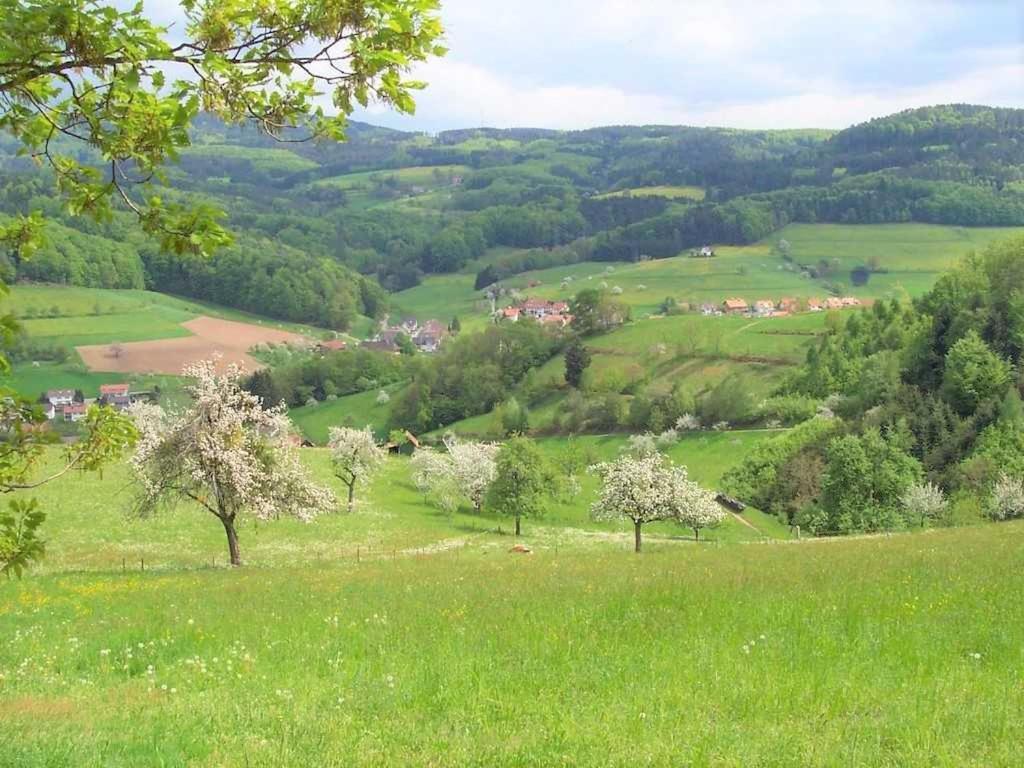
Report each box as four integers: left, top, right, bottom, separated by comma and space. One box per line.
723, 235, 1024, 534
2, 104, 1024, 329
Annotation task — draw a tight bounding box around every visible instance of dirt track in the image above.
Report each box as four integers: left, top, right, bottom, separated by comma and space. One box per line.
76, 316, 307, 375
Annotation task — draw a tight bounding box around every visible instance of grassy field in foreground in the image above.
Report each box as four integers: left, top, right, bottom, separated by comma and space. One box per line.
2, 522, 1022, 766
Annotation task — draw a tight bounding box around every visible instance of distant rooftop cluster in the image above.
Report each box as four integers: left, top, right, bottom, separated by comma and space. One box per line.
702, 296, 862, 318
497, 298, 573, 328
359, 317, 449, 354
41, 382, 150, 423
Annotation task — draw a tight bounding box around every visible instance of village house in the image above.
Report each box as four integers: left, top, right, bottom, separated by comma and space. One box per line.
317, 339, 348, 354
501, 306, 521, 322
41, 401, 55, 421
778, 297, 799, 314
518, 298, 571, 320
841, 296, 862, 307
99, 384, 132, 412
722, 298, 748, 314
539, 313, 574, 329
45, 388, 76, 408
700, 303, 720, 316
824, 297, 845, 310
99, 383, 130, 404
62, 402, 88, 422
807, 298, 825, 312
413, 320, 447, 352
754, 300, 776, 316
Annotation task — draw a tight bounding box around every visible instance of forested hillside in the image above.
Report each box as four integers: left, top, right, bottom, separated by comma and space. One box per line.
2, 104, 1024, 328
723, 235, 1024, 534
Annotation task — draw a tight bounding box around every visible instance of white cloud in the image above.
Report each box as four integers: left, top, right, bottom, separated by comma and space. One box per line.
365, 43, 1024, 131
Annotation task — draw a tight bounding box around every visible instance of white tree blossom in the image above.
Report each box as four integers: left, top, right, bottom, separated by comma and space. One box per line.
409, 446, 461, 514
656, 429, 679, 448
676, 413, 701, 431
901, 481, 948, 526
675, 480, 725, 541
625, 432, 659, 458
591, 453, 719, 552
989, 474, 1024, 521
376, 390, 391, 405
328, 426, 387, 512
409, 438, 498, 513
444, 435, 499, 511
129, 359, 335, 566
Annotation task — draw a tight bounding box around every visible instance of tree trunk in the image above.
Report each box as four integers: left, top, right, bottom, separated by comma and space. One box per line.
634, 520, 642, 553
220, 515, 241, 567
515, 514, 521, 537
347, 483, 355, 514
694, 527, 699, 542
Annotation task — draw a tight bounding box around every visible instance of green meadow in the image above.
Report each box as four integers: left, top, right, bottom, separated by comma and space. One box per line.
395, 223, 1024, 323
593, 184, 706, 200
2, 442, 1022, 766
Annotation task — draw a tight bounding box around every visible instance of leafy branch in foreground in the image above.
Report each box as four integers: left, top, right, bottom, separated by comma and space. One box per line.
0, 400, 137, 577
0, 0, 445, 255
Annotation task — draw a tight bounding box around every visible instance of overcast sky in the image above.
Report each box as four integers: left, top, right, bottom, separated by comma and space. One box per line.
140, 0, 1024, 133
352, 0, 1024, 132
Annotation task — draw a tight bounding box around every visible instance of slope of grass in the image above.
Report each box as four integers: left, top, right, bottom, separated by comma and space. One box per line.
290, 386, 399, 443
2, 517, 1022, 765
593, 185, 706, 200
398, 223, 1024, 326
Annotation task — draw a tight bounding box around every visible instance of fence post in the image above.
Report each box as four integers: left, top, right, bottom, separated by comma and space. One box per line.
357, 546, 361, 563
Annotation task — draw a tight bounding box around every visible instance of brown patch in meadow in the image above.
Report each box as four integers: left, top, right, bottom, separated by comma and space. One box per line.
0, 694, 76, 719
76, 316, 308, 376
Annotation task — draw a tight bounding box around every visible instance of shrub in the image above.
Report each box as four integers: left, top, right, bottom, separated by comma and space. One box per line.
988, 474, 1024, 520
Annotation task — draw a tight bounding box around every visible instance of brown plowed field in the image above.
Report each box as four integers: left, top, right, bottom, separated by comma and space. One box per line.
76, 316, 308, 375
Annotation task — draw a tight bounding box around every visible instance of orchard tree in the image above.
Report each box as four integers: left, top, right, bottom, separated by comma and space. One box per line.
409, 445, 461, 514
445, 435, 498, 512
591, 453, 713, 553
130, 360, 335, 566
675, 482, 725, 541
0, 0, 446, 256
410, 436, 497, 513
329, 426, 387, 512
564, 337, 592, 388
486, 437, 554, 536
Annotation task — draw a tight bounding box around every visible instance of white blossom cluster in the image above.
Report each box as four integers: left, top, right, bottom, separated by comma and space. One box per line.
676, 414, 701, 431
328, 426, 387, 510
900, 481, 948, 525
590, 453, 723, 531
989, 474, 1024, 521
409, 436, 498, 513
130, 359, 336, 523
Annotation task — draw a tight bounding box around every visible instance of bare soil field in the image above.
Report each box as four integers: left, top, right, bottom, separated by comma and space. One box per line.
76, 316, 307, 375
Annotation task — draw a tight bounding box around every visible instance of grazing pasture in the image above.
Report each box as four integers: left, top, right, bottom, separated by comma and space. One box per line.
2, 497, 1021, 765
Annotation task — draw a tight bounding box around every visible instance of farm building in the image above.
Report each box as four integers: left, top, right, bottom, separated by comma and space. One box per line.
722, 298, 748, 314
45, 389, 76, 407
316, 340, 348, 354
62, 403, 88, 422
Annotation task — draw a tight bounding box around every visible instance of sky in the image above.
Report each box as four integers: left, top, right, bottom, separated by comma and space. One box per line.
139, 0, 1024, 133
355, 0, 1024, 132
